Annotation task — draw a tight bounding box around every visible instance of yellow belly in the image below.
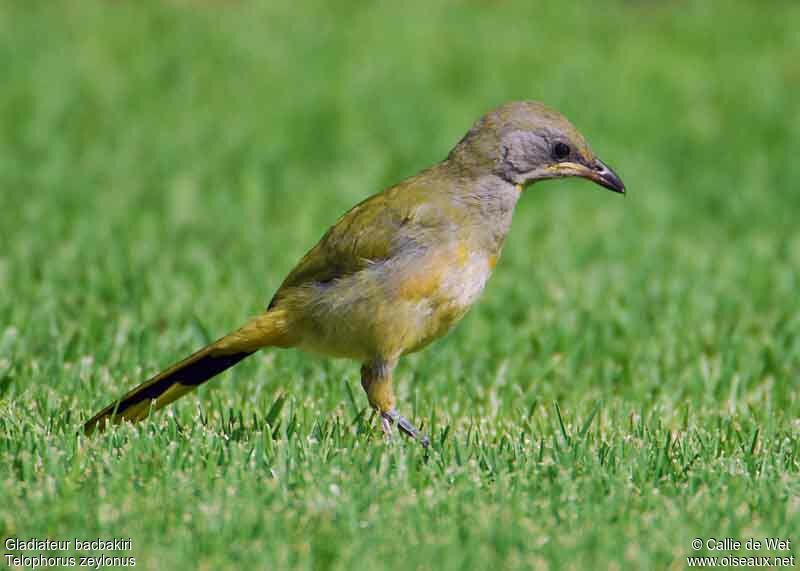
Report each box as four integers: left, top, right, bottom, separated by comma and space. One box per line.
288, 246, 496, 361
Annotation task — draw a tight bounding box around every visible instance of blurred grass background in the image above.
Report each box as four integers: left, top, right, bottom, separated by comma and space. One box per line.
1, 0, 799, 569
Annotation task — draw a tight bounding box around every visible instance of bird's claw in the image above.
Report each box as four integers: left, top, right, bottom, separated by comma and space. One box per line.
381, 410, 430, 448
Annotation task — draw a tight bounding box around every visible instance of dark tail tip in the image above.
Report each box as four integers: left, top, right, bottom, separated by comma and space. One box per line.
83, 349, 253, 435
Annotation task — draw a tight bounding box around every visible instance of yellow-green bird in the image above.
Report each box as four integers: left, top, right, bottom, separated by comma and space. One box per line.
84, 101, 625, 446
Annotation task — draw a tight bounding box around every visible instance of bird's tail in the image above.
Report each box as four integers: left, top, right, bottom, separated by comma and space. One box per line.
83, 309, 293, 435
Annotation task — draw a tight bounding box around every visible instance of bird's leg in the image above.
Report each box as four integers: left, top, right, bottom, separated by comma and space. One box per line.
360, 361, 429, 447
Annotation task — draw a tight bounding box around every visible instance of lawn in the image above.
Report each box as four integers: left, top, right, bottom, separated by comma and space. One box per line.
1, 1, 799, 569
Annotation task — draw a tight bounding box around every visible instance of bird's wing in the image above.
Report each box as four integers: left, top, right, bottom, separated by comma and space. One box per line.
267, 175, 445, 309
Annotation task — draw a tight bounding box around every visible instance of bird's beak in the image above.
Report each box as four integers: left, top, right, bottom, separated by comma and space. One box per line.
586, 158, 625, 194
545, 159, 626, 194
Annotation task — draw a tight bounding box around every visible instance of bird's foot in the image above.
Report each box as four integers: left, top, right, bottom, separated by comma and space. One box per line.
381, 410, 429, 448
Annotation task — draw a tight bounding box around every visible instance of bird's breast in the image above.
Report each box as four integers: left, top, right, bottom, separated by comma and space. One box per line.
392, 242, 495, 309
286, 241, 500, 361
393, 243, 496, 355
438, 244, 495, 309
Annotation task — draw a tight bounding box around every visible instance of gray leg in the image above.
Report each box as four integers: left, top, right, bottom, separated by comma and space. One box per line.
361, 361, 429, 448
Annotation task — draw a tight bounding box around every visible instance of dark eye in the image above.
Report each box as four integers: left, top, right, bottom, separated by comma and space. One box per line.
553, 142, 571, 160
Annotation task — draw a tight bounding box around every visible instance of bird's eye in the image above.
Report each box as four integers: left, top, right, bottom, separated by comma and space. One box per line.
553, 142, 571, 160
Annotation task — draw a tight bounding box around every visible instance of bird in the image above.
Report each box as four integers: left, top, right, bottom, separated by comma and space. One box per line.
83, 100, 625, 446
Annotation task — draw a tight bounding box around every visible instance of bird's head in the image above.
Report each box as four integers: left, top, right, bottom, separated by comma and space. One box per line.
448, 100, 625, 194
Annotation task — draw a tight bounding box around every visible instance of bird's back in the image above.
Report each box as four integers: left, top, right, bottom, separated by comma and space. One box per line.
267, 164, 516, 360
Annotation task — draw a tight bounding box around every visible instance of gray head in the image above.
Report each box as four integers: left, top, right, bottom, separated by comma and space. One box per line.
448, 101, 625, 193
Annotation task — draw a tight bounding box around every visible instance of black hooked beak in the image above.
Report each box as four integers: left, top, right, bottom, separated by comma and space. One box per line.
587, 158, 626, 194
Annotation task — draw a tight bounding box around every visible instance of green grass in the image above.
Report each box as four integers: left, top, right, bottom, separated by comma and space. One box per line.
1, 1, 799, 569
